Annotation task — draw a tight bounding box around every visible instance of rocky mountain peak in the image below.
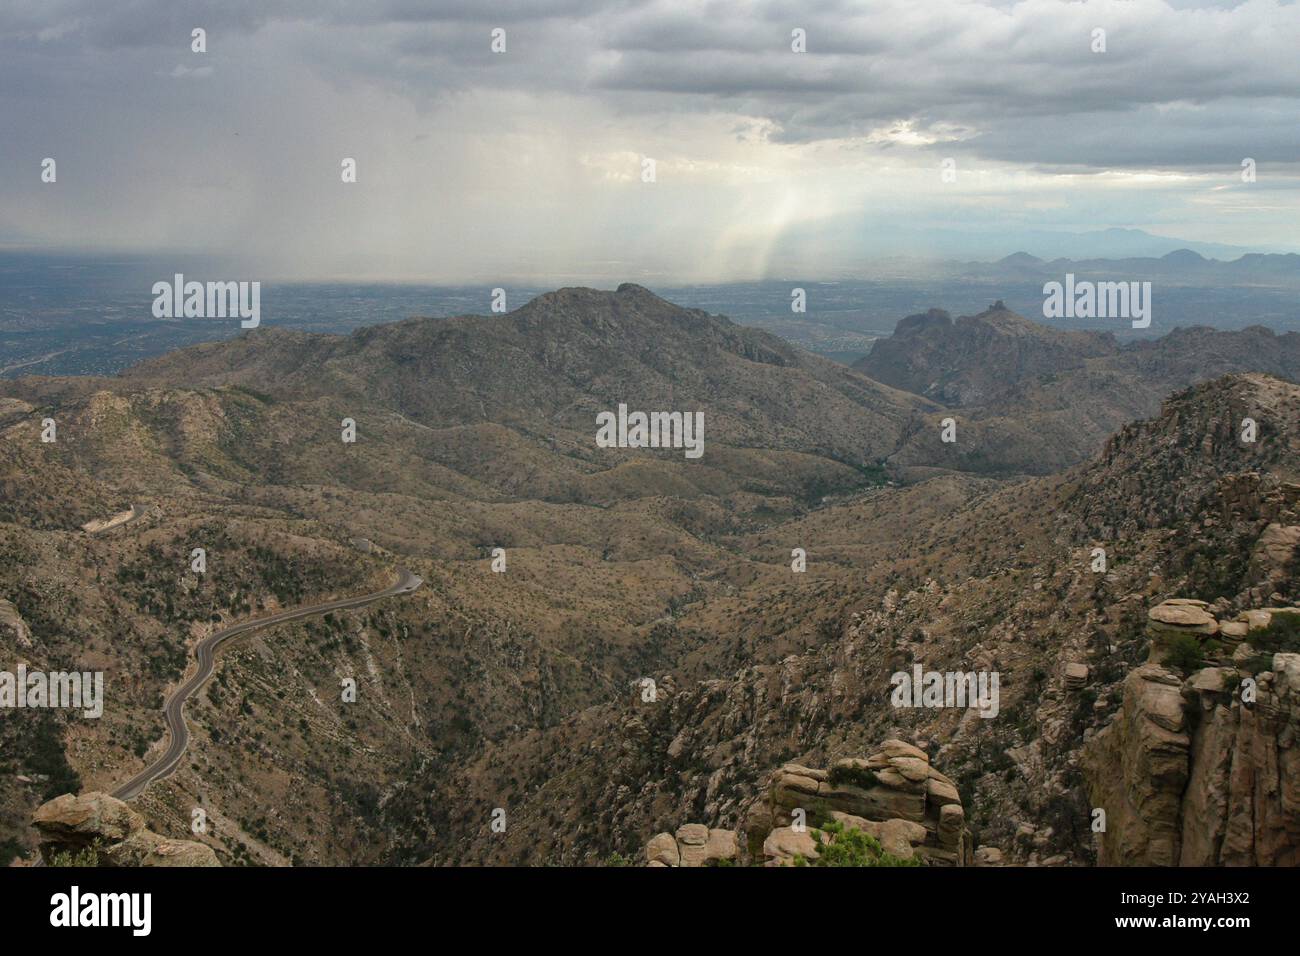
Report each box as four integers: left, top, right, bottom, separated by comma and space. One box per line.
894, 308, 953, 336
858, 301, 1116, 407
1071, 373, 1300, 535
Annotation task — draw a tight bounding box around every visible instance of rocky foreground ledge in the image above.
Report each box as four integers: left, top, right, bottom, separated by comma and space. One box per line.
31, 792, 218, 867
1082, 599, 1300, 866
644, 740, 990, 866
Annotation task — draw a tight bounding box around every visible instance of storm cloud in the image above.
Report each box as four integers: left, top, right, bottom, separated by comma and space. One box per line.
2, 0, 1297, 280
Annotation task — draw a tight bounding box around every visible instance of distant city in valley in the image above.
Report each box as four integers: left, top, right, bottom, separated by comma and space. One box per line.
4, 246, 1299, 377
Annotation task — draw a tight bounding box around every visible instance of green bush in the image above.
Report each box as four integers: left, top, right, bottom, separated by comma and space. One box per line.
49, 841, 100, 867
1254, 612, 1300, 649
0, 837, 22, 867
796, 820, 922, 867
826, 764, 875, 790
1162, 633, 1205, 674
1242, 612, 1300, 674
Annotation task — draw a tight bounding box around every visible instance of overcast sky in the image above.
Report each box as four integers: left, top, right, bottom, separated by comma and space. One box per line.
2, 0, 1298, 282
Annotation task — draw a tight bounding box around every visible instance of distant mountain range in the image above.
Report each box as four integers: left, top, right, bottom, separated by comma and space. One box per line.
978, 227, 1260, 262
951, 248, 1300, 285
762, 224, 1283, 274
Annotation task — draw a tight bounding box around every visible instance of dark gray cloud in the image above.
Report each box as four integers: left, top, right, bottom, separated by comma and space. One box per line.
1, 0, 1297, 277
6, 0, 1298, 164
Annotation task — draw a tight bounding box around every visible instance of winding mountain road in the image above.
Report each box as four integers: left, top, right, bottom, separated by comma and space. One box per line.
83, 503, 152, 536
111, 566, 422, 801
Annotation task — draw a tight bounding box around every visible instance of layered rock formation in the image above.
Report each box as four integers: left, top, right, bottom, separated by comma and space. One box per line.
644, 824, 739, 867
33, 792, 219, 867
643, 740, 975, 866
1083, 600, 1300, 865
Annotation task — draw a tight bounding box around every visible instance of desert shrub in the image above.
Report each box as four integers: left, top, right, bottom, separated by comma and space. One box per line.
795, 820, 922, 867
1242, 613, 1300, 674
49, 841, 100, 867
16, 713, 82, 800
1255, 612, 1300, 648
826, 764, 874, 790
0, 837, 22, 867
1162, 633, 1205, 674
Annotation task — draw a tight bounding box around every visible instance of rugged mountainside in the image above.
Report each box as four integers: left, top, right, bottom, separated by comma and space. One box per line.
856, 303, 1117, 407
120, 284, 935, 473
1, 285, 935, 865
862, 305, 1300, 477
3, 285, 1299, 868
424, 374, 1300, 866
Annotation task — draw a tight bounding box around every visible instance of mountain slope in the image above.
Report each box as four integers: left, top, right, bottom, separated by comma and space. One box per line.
425, 373, 1300, 866
5, 285, 1299, 868
0, 285, 938, 864
857, 303, 1117, 407
862, 304, 1300, 477
123, 284, 936, 472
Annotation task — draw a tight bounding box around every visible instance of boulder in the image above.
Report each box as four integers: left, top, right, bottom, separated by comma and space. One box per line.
1064, 662, 1090, 690
645, 740, 973, 868
703, 828, 738, 863
973, 846, 1005, 866
938, 803, 965, 848
33, 792, 142, 845
675, 823, 709, 846
926, 775, 961, 807
106, 834, 221, 868
33, 792, 219, 867
1186, 667, 1231, 695
1148, 602, 1216, 629
1219, 621, 1249, 642
877, 739, 928, 761
1147, 600, 1220, 664
644, 832, 679, 866
642, 826, 738, 867
762, 826, 819, 865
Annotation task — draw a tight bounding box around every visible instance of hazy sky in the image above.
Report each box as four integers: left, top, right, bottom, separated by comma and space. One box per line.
3, 0, 1298, 281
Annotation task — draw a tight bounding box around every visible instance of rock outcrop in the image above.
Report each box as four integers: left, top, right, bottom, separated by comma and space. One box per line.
1081, 662, 1190, 865
1063, 662, 1090, 691
644, 740, 975, 866
33, 792, 220, 867
643, 824, 739, 867
1083, 600, 1300, 865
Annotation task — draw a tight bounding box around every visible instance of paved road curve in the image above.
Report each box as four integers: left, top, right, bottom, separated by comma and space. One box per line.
111, 566, 422, 801
84, 503, 152, 537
